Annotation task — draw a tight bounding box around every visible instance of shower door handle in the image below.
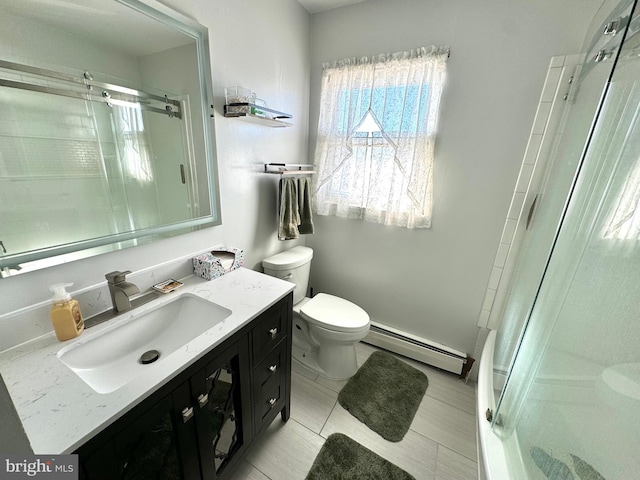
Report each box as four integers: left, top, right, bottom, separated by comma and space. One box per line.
179, 164, 186, 184
526, 194, 539, 230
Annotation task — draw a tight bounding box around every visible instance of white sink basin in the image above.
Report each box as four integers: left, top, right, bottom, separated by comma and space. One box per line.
58, 293, 231, 394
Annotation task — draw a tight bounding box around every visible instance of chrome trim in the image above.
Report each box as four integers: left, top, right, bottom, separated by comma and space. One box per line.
0, 59, 181, 118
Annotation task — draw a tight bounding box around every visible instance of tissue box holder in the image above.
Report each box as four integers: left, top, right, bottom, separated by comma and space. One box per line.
193, 247, 244, 280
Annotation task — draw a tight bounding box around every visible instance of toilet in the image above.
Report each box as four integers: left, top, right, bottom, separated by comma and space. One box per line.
262, 246, 370, 380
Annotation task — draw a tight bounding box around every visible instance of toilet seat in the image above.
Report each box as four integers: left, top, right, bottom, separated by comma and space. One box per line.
300, 293, 369, 333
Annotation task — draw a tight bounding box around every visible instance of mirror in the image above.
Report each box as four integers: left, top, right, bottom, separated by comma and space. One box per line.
0, 0, 220, 276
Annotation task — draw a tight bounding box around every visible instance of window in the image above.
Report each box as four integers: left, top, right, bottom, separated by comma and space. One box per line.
312, 46, 448, 229
113, 105, 154, 183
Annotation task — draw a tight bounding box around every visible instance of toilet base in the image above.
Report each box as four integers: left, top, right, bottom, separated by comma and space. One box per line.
292, 336, 359, 380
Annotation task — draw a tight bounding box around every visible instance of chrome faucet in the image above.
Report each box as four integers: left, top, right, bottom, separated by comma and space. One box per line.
105, 270, 140, 313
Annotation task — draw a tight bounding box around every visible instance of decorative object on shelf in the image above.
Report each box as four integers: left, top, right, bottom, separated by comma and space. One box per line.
224, 86, 254, 114
224, 86, 292, 127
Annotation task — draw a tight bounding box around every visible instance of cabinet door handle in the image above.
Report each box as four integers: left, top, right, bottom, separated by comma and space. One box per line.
268, 327, 278, 338
268, 398, 277, 408
269, 365, 278, 373
182, 406, 194, 423
197, 393, 209, 409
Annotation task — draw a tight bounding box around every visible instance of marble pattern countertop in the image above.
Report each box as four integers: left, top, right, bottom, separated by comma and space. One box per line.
0, 268, 294, 454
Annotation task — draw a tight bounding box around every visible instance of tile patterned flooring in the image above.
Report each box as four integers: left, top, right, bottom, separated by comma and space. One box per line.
230, 342, 479, 480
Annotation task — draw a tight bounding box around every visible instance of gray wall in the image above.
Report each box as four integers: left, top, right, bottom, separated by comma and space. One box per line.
306, 0, 603, 354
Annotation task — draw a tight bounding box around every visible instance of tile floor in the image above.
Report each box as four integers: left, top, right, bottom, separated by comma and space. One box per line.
230, 342, 479, 480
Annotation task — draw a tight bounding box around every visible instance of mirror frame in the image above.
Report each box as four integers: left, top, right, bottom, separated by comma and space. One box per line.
0, 0, 221, 275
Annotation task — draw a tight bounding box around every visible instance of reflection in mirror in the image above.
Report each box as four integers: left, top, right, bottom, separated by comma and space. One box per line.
207, 363, 241, 474
0, 0, 220, 276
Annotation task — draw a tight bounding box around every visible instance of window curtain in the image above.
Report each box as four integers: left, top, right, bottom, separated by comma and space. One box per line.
602, 80, 640, 242
312, 46, 448, 228
112, 106, 154, 183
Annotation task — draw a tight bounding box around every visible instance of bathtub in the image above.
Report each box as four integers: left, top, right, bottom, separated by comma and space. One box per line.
476, 329, 513, 480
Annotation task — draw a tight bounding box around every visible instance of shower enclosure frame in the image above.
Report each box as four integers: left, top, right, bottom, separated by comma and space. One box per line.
477, 0, 640, 478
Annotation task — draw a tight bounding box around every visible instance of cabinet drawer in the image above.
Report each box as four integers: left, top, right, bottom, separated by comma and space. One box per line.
255, 374, 284, 426
253, 341, 285, 394
251, 302, 286, 365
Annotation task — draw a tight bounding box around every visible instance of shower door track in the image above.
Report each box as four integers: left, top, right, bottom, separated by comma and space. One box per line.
0, 59, 182, 119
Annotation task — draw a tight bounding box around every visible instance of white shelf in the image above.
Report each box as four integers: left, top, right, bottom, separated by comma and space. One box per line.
224, 103, 292, 128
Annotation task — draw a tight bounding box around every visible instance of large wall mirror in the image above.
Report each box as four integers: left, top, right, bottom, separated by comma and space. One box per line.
0, 0, 220, 277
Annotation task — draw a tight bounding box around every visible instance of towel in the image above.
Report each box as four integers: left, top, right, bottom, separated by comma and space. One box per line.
297, 177, 315, 235
279, 177, 300, 240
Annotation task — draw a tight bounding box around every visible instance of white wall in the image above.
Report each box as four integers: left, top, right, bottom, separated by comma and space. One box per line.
0, 0, 310, 315
306, 0, 602, 354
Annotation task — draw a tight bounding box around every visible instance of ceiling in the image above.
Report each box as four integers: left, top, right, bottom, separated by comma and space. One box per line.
3, 0, 193, 57
297, 0, 369, 14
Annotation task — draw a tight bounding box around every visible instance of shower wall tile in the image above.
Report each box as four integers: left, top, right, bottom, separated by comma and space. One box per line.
477, 55, 567, 330
494, 243, 510, 268
500, 218, 518, 245
508, 192, 526, 220
549, 56, 565, 68
523, 135, 543, 165
477, 309, 491, 329
531, 101, 552, 134
516, 164, 535, 193
482, 288, 497, 311
487, 267, 503, 290
540, 67, 563, 102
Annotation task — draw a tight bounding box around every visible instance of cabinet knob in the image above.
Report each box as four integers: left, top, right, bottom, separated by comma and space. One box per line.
268, 398, 277, 408
182, 406, 194, 423
197, 393, 209, 409
268, 365, 278, 373
268, 327, 278, 338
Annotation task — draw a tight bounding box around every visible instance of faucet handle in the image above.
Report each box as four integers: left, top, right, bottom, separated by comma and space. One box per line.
105, 270, 132, 284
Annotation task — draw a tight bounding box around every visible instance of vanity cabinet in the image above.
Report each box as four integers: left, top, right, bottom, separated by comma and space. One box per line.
77, 293, 292, 480
250, 301, 291, 436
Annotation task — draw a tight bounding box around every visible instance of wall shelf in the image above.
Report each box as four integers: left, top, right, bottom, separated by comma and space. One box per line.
224, 103, 293, 127
263, 163, 315, 175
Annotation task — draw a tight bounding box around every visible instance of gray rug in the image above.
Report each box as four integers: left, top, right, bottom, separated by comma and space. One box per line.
306, 433, 415, 480
338, 350, 428, 442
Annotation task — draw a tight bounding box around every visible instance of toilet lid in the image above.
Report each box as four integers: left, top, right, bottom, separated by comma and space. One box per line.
300, 293, 370, 333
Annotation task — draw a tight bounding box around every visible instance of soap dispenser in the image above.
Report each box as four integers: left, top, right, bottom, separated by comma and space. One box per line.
49, 283, 84, 341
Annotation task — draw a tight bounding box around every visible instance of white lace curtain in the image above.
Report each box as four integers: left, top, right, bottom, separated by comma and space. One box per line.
312, 46, 448, 228
112, 105, 154, 183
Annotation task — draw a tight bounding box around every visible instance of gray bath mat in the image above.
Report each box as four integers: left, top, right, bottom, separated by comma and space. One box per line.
338, 350, 428, 442
306, 433, 415, 480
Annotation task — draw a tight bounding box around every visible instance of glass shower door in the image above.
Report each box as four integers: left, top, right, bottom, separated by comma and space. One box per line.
492, 0, 636, 410
493, 4, 640, 478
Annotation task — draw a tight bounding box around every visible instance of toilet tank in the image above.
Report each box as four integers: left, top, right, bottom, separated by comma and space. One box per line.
262, 246, 313, 304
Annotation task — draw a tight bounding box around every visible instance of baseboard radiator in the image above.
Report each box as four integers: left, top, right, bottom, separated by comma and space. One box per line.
363, 322, 473, 378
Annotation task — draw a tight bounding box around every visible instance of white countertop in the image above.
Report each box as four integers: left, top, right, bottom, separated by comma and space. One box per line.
0, 268, 294, 454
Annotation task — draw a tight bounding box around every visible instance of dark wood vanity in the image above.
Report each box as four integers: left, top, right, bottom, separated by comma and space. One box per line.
75, 293, 292, 480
